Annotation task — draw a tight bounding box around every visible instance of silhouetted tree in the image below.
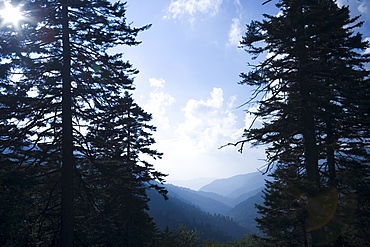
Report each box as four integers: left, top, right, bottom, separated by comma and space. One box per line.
156, 224, 201, 247
237, 0, 370, 245
0, 0, 166, 245
256, 166, 310, 246
75, 92, 167, 246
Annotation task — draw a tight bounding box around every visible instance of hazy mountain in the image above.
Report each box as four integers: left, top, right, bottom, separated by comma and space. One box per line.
146, 172, 269, 241
163, 172, 268, 210
199, 172, 269, 200
169, 177, 218, 190
165, 184, 231, 214
195, 190, 232, 207
230, 187, 264, 207
226, 191, 264, 234
147, 189, 247, 242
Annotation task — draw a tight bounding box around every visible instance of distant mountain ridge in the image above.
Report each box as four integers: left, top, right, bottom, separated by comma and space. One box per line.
165, 184, 232, 214
226, 191, 265, 234
169, 177, 218, 190
147, 171, 270, 240
147, 188, 246, 242
199, 172, 269, 199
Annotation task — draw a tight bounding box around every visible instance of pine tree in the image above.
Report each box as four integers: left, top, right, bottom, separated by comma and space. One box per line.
256, 166, 309, 246
0, 0, 166, 245
237, 0, 370, 245
75, 92, 167, 246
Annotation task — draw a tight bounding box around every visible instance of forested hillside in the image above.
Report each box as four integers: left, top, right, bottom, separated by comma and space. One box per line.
199, 172, 267, 199
147, 188, 247, 242
225, 191, 264, 234
147, 176, 266, 241
164, 184, 232, 214
199, 172, 270, 206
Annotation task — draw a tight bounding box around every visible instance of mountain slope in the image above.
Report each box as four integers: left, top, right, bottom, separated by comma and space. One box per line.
147, 189, 247, 242
230, 187, 264, 207
199, 172, 269, 199
165, 184, 231, 214
169, 177, 217, 190
226, 191, 264, 234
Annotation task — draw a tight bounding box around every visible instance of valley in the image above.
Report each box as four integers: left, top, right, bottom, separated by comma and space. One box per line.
147, 171, 271, 241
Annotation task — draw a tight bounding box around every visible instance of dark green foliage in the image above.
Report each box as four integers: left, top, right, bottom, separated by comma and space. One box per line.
0, 164, 36, 246
238, 0, 370, 245
226, 191, 263, 234
155, 226, 261, 247
256, 167, 310, 246
75, 92, 166, 246
336, 157, 370, 245
165, 183, 232, 214
0, 0, 166, 246
159, 224, 202, 247
148, 188, 247, 242
155, 225, 261, 247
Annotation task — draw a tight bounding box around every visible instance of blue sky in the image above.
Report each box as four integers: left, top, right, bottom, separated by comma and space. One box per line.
116, 0, 370, 188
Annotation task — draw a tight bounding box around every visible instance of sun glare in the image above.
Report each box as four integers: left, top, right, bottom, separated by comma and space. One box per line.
0, 2, 23, 26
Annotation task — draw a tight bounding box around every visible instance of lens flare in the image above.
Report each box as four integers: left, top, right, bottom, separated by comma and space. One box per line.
0, 1, 23, 26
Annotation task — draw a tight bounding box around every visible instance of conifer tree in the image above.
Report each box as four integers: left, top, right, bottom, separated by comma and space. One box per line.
237, 0, 370, 245
0, 0, 166, 245
75, 91, 166, 246
256, 166, 309, 246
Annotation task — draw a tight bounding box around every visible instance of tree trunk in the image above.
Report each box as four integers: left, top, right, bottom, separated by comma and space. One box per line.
294, 0, 322, 245
300, 79, 323, 246
326, 120, 343, 246
61, 1, 74, 246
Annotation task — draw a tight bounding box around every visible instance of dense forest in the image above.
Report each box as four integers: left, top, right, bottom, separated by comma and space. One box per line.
0, 0, 369, 246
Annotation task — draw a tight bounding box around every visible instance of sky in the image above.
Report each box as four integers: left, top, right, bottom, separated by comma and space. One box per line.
113, 0, 370, 189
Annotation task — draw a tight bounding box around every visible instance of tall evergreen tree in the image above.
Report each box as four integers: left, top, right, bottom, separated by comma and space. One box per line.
237, 0, 370, 245
256, 166, 310, 246
75, 92, 167, 246
0, 0, 166, 245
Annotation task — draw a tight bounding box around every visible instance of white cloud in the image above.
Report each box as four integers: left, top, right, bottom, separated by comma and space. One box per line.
364, 37, 370, 54
227, 18, 242, 47
358, 1, 369, 15
336, 0, 370, 15
335, 0, 345, 6
149, 77, 165, 88
176, 88, 243, 152
146, 88, 267, 182
243, 106, 258, 130
165, 0, 223, 21
144, 78, 175, 129
243, 105, 266, 135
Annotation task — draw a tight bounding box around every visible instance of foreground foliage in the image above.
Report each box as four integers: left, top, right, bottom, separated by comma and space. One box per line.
155, 225, 261, 247
0, 0, 166, 246
236, 0, 370, 246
